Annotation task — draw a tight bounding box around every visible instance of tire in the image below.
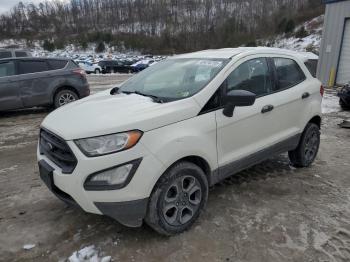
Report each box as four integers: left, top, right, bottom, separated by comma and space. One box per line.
94, 69, 101, 74
288, 123, 320, 167
54, 89, 78, 108
339, 99, 350, 110
145, 161, 208, 236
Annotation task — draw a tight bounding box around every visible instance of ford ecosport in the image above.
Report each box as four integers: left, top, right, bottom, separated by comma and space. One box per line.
38, 48, 323, 235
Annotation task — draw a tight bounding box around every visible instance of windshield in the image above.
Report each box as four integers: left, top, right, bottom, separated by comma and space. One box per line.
119, 58, 228, 101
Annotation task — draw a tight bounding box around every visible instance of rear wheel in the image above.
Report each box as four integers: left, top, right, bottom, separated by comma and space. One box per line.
54, 89, 78, 108
94, 69, 101, 74
288, 123, 320, 167
145, 161, 208, 236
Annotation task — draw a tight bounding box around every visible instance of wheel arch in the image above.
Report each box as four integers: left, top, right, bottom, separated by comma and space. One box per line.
308, 115, 322, 128
151, 155, 213, 195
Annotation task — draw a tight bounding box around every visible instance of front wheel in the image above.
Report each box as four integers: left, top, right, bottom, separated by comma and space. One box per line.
145, 161, 208, 236
288, 123, 320, 167
54, 89, 78, 108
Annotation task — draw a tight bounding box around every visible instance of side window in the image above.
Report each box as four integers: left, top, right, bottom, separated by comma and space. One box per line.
48, 60, 68, 70
0, 61, 15, 77
0, 51, 12, 59
273, 58, 306, 90
226, 58, 272, 97
18, 60, 49, 74
15, 51, 28, 57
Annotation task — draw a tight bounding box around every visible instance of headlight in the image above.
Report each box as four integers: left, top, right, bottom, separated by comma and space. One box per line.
75, 130, 142, 157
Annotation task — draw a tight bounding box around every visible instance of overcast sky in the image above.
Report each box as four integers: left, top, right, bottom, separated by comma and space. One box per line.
0, 0, 53, 14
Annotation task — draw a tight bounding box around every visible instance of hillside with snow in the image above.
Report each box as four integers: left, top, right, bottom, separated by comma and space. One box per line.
264, 15, 324, 54
0, 15, 324, 57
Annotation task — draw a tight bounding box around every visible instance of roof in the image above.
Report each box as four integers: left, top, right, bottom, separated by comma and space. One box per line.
173, 47, 319, 60
322, 0, 349, 4
0, 57, 70, 61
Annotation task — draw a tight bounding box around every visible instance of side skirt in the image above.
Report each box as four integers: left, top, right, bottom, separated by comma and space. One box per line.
211, 134, 301, 185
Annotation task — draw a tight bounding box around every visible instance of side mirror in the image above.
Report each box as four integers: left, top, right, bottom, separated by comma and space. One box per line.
223, 90, 256, 117
110, 86, 120, 95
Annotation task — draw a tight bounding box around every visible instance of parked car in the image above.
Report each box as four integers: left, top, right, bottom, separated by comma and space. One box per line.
0, 49, 31, 59
38, 47, 322, 235
130, 59, 155, 72
77, 61, 102, 74
338, 84, 350, 109
98, 60, 132, 74
0, 58, 89, 111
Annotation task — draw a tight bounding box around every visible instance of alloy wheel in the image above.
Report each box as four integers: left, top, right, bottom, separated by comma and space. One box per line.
161, 175, 202, 226
58, 92, 76, 106
304, 129, 319, 163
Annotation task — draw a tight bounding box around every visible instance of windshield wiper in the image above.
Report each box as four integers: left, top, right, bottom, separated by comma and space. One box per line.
121, 91, 164, 103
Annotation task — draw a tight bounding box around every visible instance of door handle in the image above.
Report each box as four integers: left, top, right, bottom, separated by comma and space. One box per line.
261, 105, 274, 114
302, 92, 310, 99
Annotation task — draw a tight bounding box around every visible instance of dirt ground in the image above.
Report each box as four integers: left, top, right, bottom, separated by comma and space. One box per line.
0, 75, 350, 262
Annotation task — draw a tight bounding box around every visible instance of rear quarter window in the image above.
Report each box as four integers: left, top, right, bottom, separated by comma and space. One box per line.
273, 58, 306, 90
304, 59, 318, 78
48, 60, 68, 70
66, 60, 80, 69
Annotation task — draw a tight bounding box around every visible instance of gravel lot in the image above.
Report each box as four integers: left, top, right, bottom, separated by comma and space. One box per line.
0, 74, 350, 262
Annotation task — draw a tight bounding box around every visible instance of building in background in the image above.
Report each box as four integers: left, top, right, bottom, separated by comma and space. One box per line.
318, 0, 350, 87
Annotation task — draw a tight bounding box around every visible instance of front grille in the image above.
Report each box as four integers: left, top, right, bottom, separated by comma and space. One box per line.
39, 129, 77, 174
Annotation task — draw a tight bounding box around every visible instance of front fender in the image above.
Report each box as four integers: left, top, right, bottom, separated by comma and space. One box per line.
141, 112, 218, 194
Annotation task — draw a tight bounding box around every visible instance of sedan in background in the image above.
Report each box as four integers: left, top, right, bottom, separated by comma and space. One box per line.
98, 60, 133, 74
130, 59, 155, 72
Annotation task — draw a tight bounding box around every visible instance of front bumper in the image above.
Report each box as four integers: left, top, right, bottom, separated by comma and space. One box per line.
37, 136, 164, 227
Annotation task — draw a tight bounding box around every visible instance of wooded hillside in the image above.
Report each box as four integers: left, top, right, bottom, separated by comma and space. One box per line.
0, 0, 324, 53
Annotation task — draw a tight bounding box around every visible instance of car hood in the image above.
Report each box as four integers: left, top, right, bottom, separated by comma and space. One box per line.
41, 90, 200, 140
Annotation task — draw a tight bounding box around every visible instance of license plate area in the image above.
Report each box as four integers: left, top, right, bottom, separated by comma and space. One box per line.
38, 160, 55, 190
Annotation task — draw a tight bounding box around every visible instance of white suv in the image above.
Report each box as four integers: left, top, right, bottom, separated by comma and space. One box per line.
77, 61, 102, 74
38, 48, 323, 235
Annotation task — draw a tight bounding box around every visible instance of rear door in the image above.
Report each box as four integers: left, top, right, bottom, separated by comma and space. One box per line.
17, 59, 52, 107
0, 60, 22, 110
270, 57, 309, 136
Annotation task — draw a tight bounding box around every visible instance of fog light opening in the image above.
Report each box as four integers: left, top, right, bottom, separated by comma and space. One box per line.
84, 158, 142, 191
91, 164, 133, 185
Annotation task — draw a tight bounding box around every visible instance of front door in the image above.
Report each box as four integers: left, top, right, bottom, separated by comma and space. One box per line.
215, 56, 277, 179
0, 60, 22, 110
17, 59, 52, 107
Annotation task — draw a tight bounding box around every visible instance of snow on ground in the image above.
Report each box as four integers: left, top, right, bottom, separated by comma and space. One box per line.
265, 15, 324, 53
272, 33, 321, 53
22, 244, 36, 250
67, 245, 111, 262
322, 91, 340, 114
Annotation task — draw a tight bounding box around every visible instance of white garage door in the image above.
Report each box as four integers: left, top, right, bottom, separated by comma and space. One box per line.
337, 19, 350, 85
